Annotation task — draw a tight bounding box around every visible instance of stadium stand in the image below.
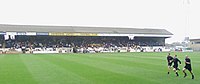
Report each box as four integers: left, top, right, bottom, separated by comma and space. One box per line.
0, 24, 173, 54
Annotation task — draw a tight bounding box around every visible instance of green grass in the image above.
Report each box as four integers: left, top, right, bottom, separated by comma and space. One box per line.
0, 52, 199, 84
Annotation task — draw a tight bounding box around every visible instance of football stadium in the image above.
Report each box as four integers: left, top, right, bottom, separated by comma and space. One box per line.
0, 24, 199, 84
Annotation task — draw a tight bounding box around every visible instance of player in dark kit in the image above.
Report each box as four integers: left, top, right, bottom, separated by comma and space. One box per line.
173, 55, 181, 77
183, 55, 195, 79
167, 53, 173, 74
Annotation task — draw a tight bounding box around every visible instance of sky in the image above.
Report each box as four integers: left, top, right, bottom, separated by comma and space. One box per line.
0, 0, 199, 43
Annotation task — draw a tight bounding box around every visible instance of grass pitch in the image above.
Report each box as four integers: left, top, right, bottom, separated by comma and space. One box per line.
0, 52, 199, 84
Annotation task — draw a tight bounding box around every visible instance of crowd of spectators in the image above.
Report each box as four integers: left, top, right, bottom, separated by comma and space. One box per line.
0, 35, 164, 51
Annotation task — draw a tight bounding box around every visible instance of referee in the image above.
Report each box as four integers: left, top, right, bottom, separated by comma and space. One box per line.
183, 55, 195, 79
173, 55, 181, 77
167, 53, 173, 74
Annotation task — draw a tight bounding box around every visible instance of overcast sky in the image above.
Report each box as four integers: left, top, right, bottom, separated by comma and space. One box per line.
0, 0, 199, 43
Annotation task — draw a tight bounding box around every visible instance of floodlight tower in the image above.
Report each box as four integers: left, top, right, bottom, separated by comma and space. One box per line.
183, 0, 191, 46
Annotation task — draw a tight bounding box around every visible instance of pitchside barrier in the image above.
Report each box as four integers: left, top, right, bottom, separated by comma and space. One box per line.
0, 47, 171, 54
